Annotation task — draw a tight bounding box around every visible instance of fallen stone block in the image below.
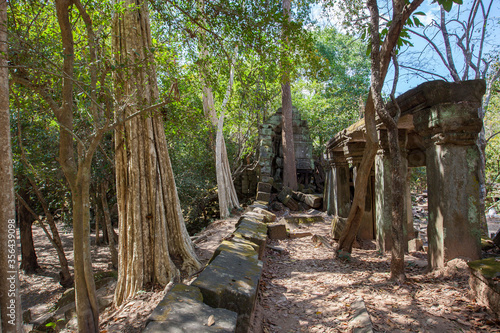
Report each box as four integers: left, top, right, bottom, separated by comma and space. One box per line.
192, 251, 263, 333
210, 240, 259, 263
245, 203, 268, 212
289, 231, 313, 239
283, 215, 325, 230
331, 216, 347, 240
256, 191, 271, 203
252, 208, 277, 222
144, 284, 237, 333
349, 298, 374, 333
234, 219, 268, 259
468, 257, 500, 317
408, 238, 424, 252
304, 194, 323, 209
257, 182, 272, 193
241, 211, 267, 223
267, 223, 287, 240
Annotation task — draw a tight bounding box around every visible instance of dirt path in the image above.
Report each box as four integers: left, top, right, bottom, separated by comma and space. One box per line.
251, 214, 500, 333
21, 213, 500, 332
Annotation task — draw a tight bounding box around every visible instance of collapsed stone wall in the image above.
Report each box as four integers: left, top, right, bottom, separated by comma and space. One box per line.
235, 107, 315, 199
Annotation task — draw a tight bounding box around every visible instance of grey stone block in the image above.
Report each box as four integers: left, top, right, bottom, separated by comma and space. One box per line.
192, 251, 263, 333
256, 191, 271, 203
144, 284, 237, 333
257, 182, 273, 193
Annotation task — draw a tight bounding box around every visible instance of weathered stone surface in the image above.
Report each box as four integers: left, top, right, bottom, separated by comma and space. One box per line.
349, 298, 374, 333
144, 284, 237, 333
252, 208, 277, 222
283, 215, 325, 230
304, 194, 323, 208
242, 211, 267, 223
256, 191, 271, 203
468, 258, 500, 317
192, 251, 263, 333
277, 188, 300, 211
257, 182, 272, 193
289, 231, 313, 238
267, 223, 287, 240
234, 219, 268, 259
210, 240, 259, 264
331, 216, 347, 240
408, 238, 424, 252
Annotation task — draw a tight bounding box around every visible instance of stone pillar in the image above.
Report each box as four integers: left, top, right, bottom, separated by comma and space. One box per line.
331, 151, 351, 218
323, 153, 333, 213
374, 129, 409, 252
344, 142, 375, 240
414, 102, 483, 269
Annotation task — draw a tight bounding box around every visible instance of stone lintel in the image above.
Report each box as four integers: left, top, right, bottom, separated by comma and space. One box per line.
413, 102, 483, 146
344, 142, 366, 165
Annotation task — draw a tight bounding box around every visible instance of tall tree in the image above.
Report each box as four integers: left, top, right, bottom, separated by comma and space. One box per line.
112, 0, 201, 307
198, 0, 240, 219
281, 0, 298, 190
0, 0, 22, 330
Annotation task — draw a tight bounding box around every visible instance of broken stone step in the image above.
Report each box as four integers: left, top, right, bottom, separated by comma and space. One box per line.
144, 284, 237, 333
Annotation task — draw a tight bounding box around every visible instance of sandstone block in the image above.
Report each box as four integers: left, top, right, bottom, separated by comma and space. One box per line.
252, 208, 277, 222
408, 238, 424, 252
144, 284, 237, 333
192, 251, 263, 333
331, 216, 347, 240
267, 223, 287, 240
256, 191, 271, 203
468, 258, 500, 317
257, 182, 273, 193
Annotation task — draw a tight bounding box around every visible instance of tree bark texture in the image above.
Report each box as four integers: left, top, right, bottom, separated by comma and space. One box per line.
101, 181, 118, 269
0, 1, 22, 329
17, 185, 40, 274
281, 0, 297, 190
113, 0, 201, 306
55, 1, 99, 330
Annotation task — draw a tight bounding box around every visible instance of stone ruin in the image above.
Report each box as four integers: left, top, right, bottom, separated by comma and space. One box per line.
235, 107, 316, 199
324, 79, 486, 270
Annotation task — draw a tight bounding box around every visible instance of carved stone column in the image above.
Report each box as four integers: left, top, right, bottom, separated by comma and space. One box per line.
374, 129, 410, 252
414, 101, 483, 269
344, 142, 374, 240
328, 151, 351, 218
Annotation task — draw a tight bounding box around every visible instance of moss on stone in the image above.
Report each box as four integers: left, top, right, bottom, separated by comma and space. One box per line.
468, 257, 500, 280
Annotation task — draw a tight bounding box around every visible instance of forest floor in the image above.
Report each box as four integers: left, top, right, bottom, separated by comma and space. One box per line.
20, 211, 500, 332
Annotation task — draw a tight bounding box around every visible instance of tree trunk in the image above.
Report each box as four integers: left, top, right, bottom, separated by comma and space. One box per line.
113, 0, 201, 306
55, 1, 99, 330
93, 190, 101, 246
0, 1, 22, 329
281, 0, 297, 190
198, 0, 240, 218
101, 181, 118, 269
17, 186, 40, 274
73, 166, 99, 333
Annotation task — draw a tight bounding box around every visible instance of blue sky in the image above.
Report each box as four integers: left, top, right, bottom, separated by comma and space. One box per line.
311, 0, 500, 96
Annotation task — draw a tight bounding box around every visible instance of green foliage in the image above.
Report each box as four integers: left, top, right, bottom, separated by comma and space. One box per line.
293, 28, 371, 155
